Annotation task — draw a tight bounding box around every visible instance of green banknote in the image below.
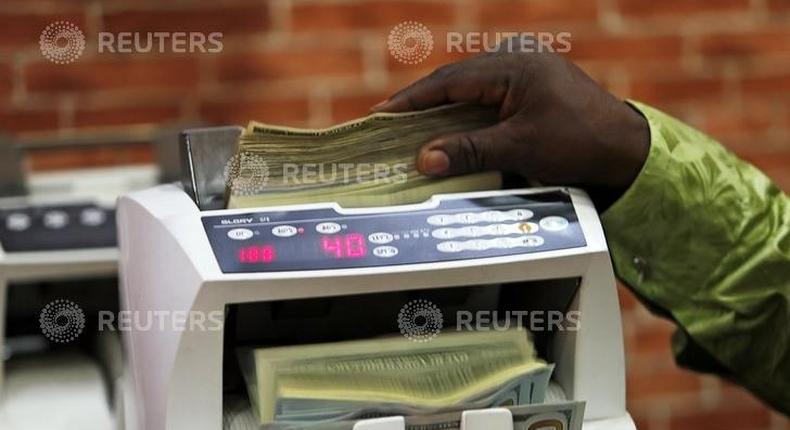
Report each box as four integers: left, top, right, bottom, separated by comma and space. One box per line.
225, 104, 502, 209
223, 399, 585, 430
238, 329, 551, 425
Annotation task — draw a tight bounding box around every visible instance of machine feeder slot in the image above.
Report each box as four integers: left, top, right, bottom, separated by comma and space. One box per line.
222, 280, 581, 427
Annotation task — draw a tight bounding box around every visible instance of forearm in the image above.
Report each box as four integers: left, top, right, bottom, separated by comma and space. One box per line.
601, 102, 790, 413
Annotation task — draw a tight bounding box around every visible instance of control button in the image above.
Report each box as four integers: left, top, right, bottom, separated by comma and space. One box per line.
466, 226, 487, 237
373, 245, 399, 258
517, 222, 539, 234
458, 213, 478, 224
465, 239, 490, 251
516, 235, 545, 247
43, 210, 69, 229
6, 213, 31, 231
506, 209, 534, 221
487, 224, 508, 235
227, 228, 254, 240
80, 208, 106, 226
272, 225, 297, 237
481, 211, 505, 222
431, 228, 455, 239
427, 214, 453, 226
368, 232, 394, 244
540, 216, 569, 231
316, 222, 342, 234
437, 241, 463, 253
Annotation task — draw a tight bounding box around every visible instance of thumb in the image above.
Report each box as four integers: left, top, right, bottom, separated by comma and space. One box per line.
417, 124, 515, 176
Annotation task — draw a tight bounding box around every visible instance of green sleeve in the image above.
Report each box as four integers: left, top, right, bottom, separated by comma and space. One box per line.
601, 102, 790, 413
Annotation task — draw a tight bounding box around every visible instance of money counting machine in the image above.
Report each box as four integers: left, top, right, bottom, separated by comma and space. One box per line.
117, 127, 637, 430
0, 130, 182, 429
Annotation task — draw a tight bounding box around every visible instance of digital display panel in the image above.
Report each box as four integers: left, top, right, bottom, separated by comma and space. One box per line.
238, 245, 276, 263
320, 233, 367, 259
202, 191, 587, 273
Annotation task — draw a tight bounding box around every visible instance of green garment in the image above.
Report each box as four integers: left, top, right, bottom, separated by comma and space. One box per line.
602, 102, 789, 414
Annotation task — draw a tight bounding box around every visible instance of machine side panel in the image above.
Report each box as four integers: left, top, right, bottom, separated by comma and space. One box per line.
117, 187, 210, 430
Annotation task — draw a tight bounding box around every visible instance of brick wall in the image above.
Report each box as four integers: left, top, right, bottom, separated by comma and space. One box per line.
1, 1, 788, 428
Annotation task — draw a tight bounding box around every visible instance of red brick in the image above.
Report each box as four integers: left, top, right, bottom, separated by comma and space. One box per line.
385, 40, 473, 74
768, 0, 790, 11
74, 104, 181, 128
702, 104, 775, 136
291, 1, 455, 31
199, 97, 309, 127
25, 58, 200, 93
28, 143, 154, 171
626, 368, 701, 398
625, 348, 680, 377
631, 320, 675, 355
609, 59, 688, 82
718, 380, 777, 409
0, 64, 12, 99
568, 35, 683, 62
740, 152, 790, 192
719, 130, 789, 160
103, 6, 270, 34
741, 74, 790, 95
217, 48, 363, 82
617, 284, 640, 311
477, 0, 598, 27
330, 93, 391, 122
0, 12, 86, 48
617, 0, 750, 17
629, 78, 725, 104
0, 108, 58, 133
669, 407, 772, 430
698, 31, 790, 58
631, 416, 654, 430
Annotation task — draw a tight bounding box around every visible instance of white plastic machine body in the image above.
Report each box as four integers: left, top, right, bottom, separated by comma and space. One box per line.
0, 166, 160, 429
118, 183, 635, 430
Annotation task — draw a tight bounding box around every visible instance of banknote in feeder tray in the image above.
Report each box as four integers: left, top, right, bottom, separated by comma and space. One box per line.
223, 398, 585, 430
224, 104, 503, 209
237, 329, 554, 425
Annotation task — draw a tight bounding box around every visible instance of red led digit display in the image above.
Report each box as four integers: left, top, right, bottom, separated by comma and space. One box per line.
321, 233, 367, 259
238, 245, 276, 263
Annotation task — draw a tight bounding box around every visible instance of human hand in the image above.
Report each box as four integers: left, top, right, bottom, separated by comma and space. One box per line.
371, 44, 650, 191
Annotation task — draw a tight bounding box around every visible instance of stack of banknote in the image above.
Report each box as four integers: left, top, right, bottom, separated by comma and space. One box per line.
311, 401, 586, 430
223, 397, 585, 430
237, 329, 555, 426
224, 104, 502, 209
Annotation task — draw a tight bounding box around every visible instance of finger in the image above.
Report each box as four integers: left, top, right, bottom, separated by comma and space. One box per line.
417, 123, 519, 176
372, 60, 505, 113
